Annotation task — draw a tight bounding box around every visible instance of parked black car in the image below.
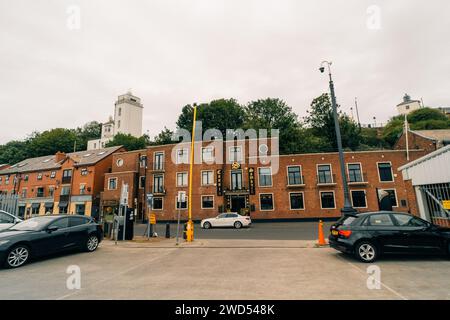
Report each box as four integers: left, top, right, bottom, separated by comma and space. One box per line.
329, 211, 450, 262
0, 215, 103, 268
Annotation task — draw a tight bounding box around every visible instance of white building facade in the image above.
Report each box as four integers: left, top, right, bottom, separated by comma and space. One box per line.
397, 93, 422, 115
88, 91, 143, 150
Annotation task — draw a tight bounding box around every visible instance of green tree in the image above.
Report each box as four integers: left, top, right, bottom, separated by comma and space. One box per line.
105, 133, 149, 151
244, 98, 303, 154
153, 127, 175, 145
304, 94, 361, 151
407, 107, 448, 123
176, 99, 245, 135
27, 128, 78, 157
0, 140, 30, 165
75, 121, 102, 150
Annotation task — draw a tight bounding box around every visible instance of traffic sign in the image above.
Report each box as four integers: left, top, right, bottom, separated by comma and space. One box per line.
442, 200, 450, 210
149, 213, 156, 225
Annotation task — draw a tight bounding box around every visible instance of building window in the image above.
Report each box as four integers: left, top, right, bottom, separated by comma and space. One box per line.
50, 171, 56, 179
139, 176, 146, 189
152, 197, 163, 210
24, 175, 29, 181
0, 176, 2, 184
258, 167, 272, 187
62, 169, 72, 183
176, 148, 189, 164
153, 174, 164, 193
36, 187, 45, 198
37, 173, 43, 180
176, 172, 188, 187
229, 146, 243, 163
81, 168, 88, 176
5, 176, 9, 185
318, 165, 332, 184
378, 162, 393, 182
108, 178, 117, 190
382, 189, 398, 207
118, 107, 122, 116
201, 171, 214, 186
348, 164, 363, 182
154, 152, 164, 170
202, 147, 214, 163
259, 194, 274, 211
140, 155, 147, 168
116, 158, 124, 167
60, 186, 71, 196
289, 192, 305, 210
176, 191, 187, 209
79, 184, 86, 195
351, 190, 367, 208
231, 170, 243, 190
21, 188, 27, 198
201, 195, 214, 209
320, 191, 335, 209
31, 204, 40, 215
75, 204, 86, 215
287, 166, 303, 185
118, 120, 121, 128
48, 186, 54, 197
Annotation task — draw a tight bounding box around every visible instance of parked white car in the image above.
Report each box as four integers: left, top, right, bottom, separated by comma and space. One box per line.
0, 210, 22, 231
201, 213, 251, 229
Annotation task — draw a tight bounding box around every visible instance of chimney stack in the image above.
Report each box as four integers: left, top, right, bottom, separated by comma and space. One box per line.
55, 151, 66, 163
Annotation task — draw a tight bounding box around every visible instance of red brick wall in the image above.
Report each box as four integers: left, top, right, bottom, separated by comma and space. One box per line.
394, 131, 436, 153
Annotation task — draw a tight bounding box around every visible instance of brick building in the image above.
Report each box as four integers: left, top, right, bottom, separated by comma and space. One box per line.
0, 146, 123, 219
100, 139, 427, 222
394, 129, 450, 153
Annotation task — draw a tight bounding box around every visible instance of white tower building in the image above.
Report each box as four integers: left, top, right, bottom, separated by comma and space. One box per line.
87, 91, 144, 150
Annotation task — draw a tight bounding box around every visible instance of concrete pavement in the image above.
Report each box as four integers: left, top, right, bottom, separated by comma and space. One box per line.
1, 239, 449, 300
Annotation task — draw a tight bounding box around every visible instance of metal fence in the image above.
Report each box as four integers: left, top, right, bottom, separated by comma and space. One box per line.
0, 193, 19, 216
419, 183, 450, 222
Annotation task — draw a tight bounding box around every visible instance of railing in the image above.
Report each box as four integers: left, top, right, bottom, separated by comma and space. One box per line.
287, 175, 305, 187
348, 172, 369, 184
153, 186, 166, 195
61, 176, 72, 184
0, 193, 19, 216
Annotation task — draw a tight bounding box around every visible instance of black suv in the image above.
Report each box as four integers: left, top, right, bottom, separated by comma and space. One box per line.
329, 211, 450, 262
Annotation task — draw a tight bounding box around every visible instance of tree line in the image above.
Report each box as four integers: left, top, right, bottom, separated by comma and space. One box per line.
1, 94, 449, 165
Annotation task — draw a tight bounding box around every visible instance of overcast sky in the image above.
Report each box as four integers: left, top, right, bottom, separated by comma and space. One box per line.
1, 0, 449, 144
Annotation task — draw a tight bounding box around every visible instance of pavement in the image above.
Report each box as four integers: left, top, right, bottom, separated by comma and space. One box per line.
1, 237, 449, 300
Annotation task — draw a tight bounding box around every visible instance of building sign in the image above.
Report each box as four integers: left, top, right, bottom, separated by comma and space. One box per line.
216, 169, 223, 196
120, 183, 129, 206
248, 168, 255, 195
146, 193, 153, 206
442, 200, 450, 210
231, 162, 241, 170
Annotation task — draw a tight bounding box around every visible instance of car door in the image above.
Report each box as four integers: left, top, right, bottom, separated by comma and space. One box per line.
366, 213, 406, 253
392, 214, 443, 253
214, 214, 228, 227
225, 214, 238, 227
33, 217, 70, 255
66, 216, 90, 248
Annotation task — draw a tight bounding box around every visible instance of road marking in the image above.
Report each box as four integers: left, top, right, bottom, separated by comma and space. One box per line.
55, 249, 176, 300
337, 256, 408, 300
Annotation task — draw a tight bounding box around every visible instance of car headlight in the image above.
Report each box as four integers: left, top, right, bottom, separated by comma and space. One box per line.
0, 240, 10, 246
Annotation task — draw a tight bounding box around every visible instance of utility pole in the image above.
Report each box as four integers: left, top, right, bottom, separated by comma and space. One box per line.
186, 104, 197, 242
320, 61, 357, 216
354, 97, 361, 130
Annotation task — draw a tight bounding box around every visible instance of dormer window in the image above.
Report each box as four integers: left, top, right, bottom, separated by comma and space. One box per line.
37, 173, 43, 180
50, 171, 56, 179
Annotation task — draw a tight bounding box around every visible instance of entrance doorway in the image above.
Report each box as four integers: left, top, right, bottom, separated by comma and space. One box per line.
230, 195, 246, 214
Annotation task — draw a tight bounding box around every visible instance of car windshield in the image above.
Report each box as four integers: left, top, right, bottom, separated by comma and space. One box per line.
10, 217, 54, 231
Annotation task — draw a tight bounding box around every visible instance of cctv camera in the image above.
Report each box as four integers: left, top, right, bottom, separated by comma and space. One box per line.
319, 67, 325, 73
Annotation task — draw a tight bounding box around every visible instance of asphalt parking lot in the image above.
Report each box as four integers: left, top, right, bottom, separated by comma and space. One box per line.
1, 238, 449, 300
134, 221, 335, 240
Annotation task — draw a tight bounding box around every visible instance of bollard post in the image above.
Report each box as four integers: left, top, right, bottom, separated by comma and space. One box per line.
165, 222, 170, 238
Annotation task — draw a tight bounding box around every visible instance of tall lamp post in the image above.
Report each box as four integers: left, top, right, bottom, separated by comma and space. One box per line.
319, 61, 357, 215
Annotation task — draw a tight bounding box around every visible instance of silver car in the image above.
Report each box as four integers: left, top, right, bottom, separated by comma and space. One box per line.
0, 210, 22, 232
201, 213, 252, 229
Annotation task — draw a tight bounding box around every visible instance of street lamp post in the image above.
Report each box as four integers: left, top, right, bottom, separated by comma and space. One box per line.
320, 61, 357, 215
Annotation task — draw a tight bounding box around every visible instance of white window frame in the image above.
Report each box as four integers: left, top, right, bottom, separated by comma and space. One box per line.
201, 195, 215, 210
228, 146, 243, 163
380, 188, 398, 208
258, 167, 273, 187
176, 148, 189, 164
320, 190, 336, 209
347, 162, 363, 182
377, 161, 394, 183
176, 172, 188, 187
153, 151, 165, 170
350, 189, 368, 208
317, 164, 334, 184
289, 191, 305, 211
287, 165, 303, 185
259, 193, 275, 211
201, 170, 214, 186
202, 146, 215, 163
79, 183, 86, 195
152, 197, 164, 211
108, 177, 118, 190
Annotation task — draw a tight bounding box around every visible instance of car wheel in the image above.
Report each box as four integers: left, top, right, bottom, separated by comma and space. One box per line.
355, 241, 378, 263
234, 221, 242, 229
85, 234, 99, 252
5, 245, 30, 268
203, 222, 211, 229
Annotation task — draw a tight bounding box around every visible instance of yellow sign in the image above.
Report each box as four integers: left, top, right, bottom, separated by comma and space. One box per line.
442, 200, 450, 210
149, 213, 156, 225
231, 162, 241, 170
